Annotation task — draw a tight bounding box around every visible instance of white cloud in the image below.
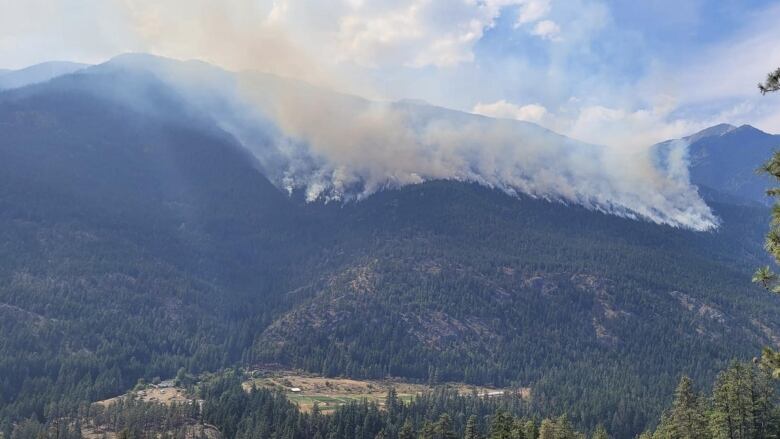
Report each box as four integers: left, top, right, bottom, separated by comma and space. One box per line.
472, 93, 767, 153
1, 0, 531, 72
530, 20, 561, 41
561, 3, 780, 146
511, 0, 563, 42
0, 0, 141, 69
473, 98, 700, 150
516, 0, 551, 24
330, 0, 527, 67
473, 100, 549, 124
566, 103, 693, 149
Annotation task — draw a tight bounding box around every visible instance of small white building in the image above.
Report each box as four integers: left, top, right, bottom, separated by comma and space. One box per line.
289, 387, 302, 393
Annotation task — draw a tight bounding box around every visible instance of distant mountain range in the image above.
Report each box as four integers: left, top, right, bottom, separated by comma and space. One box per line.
653, 123, 780, 206
688, 124, 780, 204
0, 61, 87, 90
1, 55, 779, 437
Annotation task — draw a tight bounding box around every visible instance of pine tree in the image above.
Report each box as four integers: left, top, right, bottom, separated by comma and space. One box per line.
465, 415, 480, 439
523, 420, 538, 439
386, 387, 399, 414
538, 419, 556, 439
555, 415, 575, 439
399, 419, 415, 439
591, 424, 608, 439
710, 364, 740, 439
489, 411, 514, 439
420, 421, 435, 439
754, 65, 780, 375
759, 68, 780, 94
654, 376, 708, 439
511, 419, 526, 439
710, 362, 774, 439
434, 414, 457, 439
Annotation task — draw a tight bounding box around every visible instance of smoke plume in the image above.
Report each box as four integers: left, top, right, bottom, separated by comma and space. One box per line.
101, 54, 717, 231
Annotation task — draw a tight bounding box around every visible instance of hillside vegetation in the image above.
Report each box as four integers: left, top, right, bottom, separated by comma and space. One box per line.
1, 61, 780, 437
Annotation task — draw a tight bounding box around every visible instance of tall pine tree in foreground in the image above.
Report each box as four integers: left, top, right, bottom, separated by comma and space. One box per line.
752, 66, 780, 375
653, 376, 708, 439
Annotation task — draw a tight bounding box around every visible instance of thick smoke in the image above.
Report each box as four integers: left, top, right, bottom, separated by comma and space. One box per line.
111, 55, 718, 231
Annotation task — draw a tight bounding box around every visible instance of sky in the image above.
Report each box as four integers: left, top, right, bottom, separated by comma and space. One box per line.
1, 0, 779, 149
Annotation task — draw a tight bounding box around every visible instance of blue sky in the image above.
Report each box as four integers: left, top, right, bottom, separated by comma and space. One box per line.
1, 0, 779, 147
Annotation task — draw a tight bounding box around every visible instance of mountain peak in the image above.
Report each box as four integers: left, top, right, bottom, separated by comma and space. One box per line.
683, 122, 780, 205
733, 124, 770, 136
685, 124, 774, 145
685, 123, 736, 143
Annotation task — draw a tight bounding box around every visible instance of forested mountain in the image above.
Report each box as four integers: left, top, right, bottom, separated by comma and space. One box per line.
1, 56, 780, 437
655, 123, 780, 205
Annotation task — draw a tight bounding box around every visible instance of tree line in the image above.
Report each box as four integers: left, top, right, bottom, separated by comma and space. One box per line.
7, 360, 779, 439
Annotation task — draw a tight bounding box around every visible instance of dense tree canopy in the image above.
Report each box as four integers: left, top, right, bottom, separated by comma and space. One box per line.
644, 362, 778, 439
6, 362, 778, 439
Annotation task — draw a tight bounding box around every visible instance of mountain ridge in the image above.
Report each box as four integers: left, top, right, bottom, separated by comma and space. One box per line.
78, 54, 720, 230
1, 55, 779, 436
0, 60, 89, 90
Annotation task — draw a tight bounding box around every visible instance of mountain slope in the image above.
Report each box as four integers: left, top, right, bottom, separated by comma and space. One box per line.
656, 124, 780, 205
250, 180, 775, 435
0, 61, 88, 90
88, 53, 717, 231
1, 57, 779, 437
0, 66, 329, 424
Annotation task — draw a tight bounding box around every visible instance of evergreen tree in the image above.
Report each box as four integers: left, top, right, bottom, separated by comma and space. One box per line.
489, 411, 514, 439
399, 419, 415, 439
759, 68, 780, 94
591, 424, 608, 439
434, 414, 457, 439
386, 387, 400, 418
538, 419, 556, 439
465, 415, 480, 439
753, 65, 780, 375
555, 415, 575, 439
654, 376, 708, 439
523, 420, 538, 439
420, 420, 435, 439
709, 362, 774, 439
511, 419, 526, 439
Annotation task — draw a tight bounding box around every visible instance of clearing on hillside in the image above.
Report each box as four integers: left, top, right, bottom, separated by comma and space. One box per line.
243, 369, 528, 413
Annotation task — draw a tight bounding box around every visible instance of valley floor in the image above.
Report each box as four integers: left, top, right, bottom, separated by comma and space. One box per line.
95, 368, 527, 415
